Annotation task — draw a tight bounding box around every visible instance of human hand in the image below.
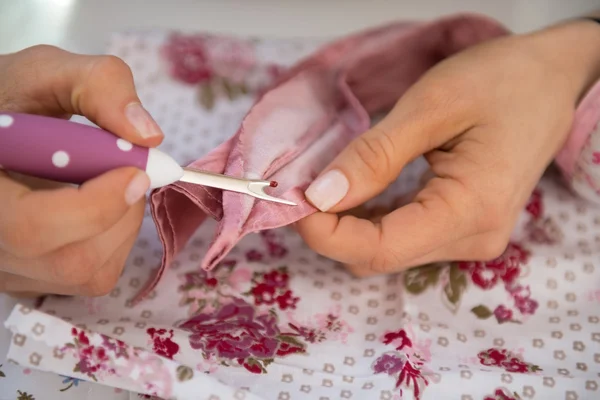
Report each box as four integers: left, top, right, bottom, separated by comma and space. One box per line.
0, 45, 164, 296
297, 19, 600, 276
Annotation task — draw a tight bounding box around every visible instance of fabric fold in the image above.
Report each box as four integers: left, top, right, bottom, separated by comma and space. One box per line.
143, 13, 510, 300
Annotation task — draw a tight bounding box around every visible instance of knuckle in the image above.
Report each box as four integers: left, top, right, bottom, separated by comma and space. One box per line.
91, 55, 132, 79
365, 231, 406, 274
351, 131, 396, 184
366, 226, 401, 274
365, 253, 397, 275
19, 44, 64, 60
74, 55, 134, 112
476, 233, 510, 260
82, 275, 116, 297
472, 196, 506, 234
87, 205, 120, 233
1, 216, 44, 258
417, 76, 472, 107
51, 248, 100, 286
295, 218, 329, 255
300, 231, 327, 257
81, 260, 124, 297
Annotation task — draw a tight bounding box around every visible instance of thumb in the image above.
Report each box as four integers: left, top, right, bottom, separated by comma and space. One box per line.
305, 85, 472, 212
66, 53, 165, 146
9, 45, 164, 147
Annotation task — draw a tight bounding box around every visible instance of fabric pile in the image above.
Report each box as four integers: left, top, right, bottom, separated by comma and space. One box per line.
2, 13, 600, 400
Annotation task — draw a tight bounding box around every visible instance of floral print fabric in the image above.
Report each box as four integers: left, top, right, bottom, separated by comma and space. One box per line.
2, 28, 600, 400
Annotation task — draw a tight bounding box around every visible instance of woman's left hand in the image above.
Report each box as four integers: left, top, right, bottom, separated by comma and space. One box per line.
297, 18, 600, 276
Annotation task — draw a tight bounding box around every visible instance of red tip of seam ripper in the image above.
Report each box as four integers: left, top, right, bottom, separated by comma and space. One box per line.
269, 181, 278, 188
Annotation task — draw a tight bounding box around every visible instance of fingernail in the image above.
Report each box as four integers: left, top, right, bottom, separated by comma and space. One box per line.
305, 169, 349, 211
125, 171, 150, 205
124, 103, 164, 139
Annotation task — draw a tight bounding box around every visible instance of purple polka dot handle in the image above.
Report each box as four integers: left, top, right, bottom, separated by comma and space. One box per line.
0, 112, 150, 184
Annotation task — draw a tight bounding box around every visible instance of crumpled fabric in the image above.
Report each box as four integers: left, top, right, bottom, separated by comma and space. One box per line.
145, 13, 509, 301
2, 13, 600, 400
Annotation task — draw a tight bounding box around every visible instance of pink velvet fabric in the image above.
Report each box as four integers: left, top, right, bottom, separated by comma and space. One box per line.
140, 14, 509, 301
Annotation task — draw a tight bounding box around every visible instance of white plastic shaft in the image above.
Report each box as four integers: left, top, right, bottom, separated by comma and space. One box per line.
145, 148, 184, 189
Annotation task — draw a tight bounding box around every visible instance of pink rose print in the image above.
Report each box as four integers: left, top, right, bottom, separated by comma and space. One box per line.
477, 348, 542, 374
116, 351, 174, 398
484, 388, 522, 400
287, 310, 353, 344
525, 217, 563, 245
162, 34, 213, 84
267, 242, 288, 258
227, 267, 252, 290
203, 36, 256, 83
260, 230, 289, 259
523, 188, 563, 244
458, 242, 529, 290
246, 267, 299, 310
178, 298, 306, 374
245, 230, 289, 263
245, 249, 264, 262
275, 339, 305, 357
372, 328, 430, 400
177, 259, 240, 316
472, 286, 538, 324
263, 269, 289, 287
406, 194, 540, 325
372, 352, 405, 374
586, 289, 600, 303
383, 329, 413, 351
146, 328, 180, 360
63, 328, 128, 381
250, 283, 277, 305
287, 324, 325, 344
593, 151, 600, 165
161, 33, 286, 110
275, 290, 298, 309
493, 305, 513, 323
508, 285, 539, 315
525, 189, 543, 220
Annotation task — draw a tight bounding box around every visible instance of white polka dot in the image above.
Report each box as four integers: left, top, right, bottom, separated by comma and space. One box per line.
117, 138, 133, 151
0, 115, 14, 128
52, 151, 70, 168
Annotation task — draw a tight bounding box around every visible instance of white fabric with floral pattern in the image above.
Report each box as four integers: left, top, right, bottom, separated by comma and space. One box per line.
1, 29, 599, 400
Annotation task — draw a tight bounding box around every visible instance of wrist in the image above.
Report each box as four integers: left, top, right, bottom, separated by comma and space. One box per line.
526, 17, 600, 102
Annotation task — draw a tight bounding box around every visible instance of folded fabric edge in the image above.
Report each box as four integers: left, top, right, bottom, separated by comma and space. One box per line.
139, 11, 511, 300
3, 303, 261, 400
555, 80, 600, 181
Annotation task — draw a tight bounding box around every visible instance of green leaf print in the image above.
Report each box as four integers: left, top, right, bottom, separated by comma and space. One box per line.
403, 264, 443, 295
17, 391, 35, 400
198, 83, 215, 110
176, 365, 194, 382
470, 305, 493, 319
443, 264, 467, 307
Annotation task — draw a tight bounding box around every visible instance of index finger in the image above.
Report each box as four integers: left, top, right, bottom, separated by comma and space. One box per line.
4, 45, 163, 146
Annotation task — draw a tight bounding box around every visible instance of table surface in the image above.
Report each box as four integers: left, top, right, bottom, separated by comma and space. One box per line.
0, 0, 598, 391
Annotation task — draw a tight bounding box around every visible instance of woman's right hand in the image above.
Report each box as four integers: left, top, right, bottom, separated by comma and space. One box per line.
0, 45, 164, 297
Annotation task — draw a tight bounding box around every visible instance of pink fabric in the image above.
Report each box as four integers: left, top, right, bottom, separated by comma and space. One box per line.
556, 80, 600, 179
141, 14, 510, 301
